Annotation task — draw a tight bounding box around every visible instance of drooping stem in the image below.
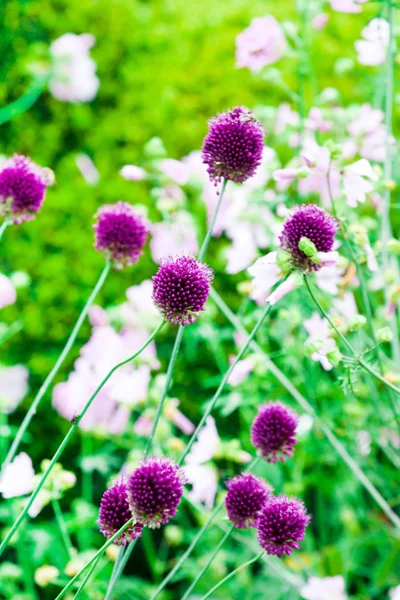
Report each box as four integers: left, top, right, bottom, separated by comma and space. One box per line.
54, 518, 135, 600
0, 75, 49, 126
200, 551, 264, 600
0, 320, 166, 556
209, 287, 400, 528
144, 178, 228, 458
179, 300, 274, 465
3, 261, 111, 471
0, 217, 10, 242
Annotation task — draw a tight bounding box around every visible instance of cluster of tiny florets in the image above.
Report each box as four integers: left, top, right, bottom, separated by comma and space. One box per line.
127, 457, 187, 529
94, 201, 150, 269
0, 154, 53, 224
251, 402, 298, 463
225, 473, 270, 529
152, 255, 214, 326
202, 106, 265, 185
97, 480, 143, 545
256, 495, 311, 557
280, 204, 338, 273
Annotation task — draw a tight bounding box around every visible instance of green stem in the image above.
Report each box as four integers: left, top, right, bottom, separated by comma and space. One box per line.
73, 554, 102, 599
0, 320, 166, 557
200, 552, 264, 600
2, 261, 111, 472
54, 518, 135, 600
304, 275, 400, 400
0, 217, 10, 241
0, 75, 48, 126
104, 540, 137, 600
179, 301, 274, 465
52, 499, 74, 559
209, 287, 400, 529
181, 526, 234, 600
143, 178, 228, 457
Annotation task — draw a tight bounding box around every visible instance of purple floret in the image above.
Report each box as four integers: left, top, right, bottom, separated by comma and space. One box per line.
97, 480, 143, 545
225, 473, 270, 529
251, 402, 298, 463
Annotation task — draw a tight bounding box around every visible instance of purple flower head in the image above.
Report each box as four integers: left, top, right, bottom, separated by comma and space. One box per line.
94, 201, 150, 269
0, 154, 53, 224
127, 457, 187, 529
251, 402, 298, 463
97, 480, 143, 545
279, 204, 338, 273
152, 255, 213, 326
202, 106, 265, 185
257, 495, 311, 557
225, 473, 270, 529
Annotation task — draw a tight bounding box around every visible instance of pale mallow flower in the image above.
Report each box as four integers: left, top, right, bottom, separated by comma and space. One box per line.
329, 0, 366, 13
159, 159, 190, 186
120, 165, 147, 181
0, 273, 17, 308
343, 159, 379, 207
49, 33, 99, 102
355, 19, 389, 66
0, 365, 29, 413
0, 452, 35, 498
301, 575, 347, 600
75, 154, 100, 185
236, 16, 286, 72
184, 416, 220, 508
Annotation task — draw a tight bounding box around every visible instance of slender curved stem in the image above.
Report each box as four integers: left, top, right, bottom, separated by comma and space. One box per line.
200, 551, 264, 600
103, 546, 126, 600
0, 321, 166, 556
209, 287, 400, 529
179, 300, 274, 465
0, 217, 10, 242
54, 518, 135, 600
3, 261, 111, 471
104, 540, 138, 600
52, 499, 74, 559
181, 525, 234, 600
73, 554, 102, 599
198, 178, 227, 261
0, 76, 48, 126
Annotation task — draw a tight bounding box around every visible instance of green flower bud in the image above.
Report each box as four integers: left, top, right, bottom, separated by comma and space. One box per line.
377, 326, 393, 343
384, 268, 397, 285
276, 250, 292, 273
298, 236, 318, 258
324, 139, 342, 160
304, 338, 324, 357
326, 347, 342, 366
347, 314, 367, 331
388, 239, 400, 255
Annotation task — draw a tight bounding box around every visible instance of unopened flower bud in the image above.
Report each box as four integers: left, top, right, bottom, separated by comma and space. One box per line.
324, 139, 342, 160
388, 239, 400, 255
384, 268, 397, 285
276, 250, 292, 273
377, 326, 393, 343
34, 566, 59, 588
326, 347, 342, 366
106, 545, 120, 562
349, 224, 368, 246
383, 179, 396, 190
304, 339, 324, 357
298, 236, 318, 258
347, 314, 367, 331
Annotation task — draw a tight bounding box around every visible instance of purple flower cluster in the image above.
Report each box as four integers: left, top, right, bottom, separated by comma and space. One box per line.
94, 201, 150, 269
152, 255, 214, 326
0, 154, 53, 224
257, 495, 311, 557
279, 204, 338, 273
251, 402, 298, 463
202, 107, 265, 185
97, 481, 143, 545
225, 473, 270, 529
98, 457, 186, 543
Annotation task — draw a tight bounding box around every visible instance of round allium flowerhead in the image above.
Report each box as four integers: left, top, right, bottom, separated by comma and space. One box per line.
0, 154, 53, 224
152, 255, 213, 325
225, 473, 270, 529
202, 106, 265, 185
279, 204, 338, 273
97, 480, 143, 545
251, 402, 298, 463
127, 457, 187, 529
94, 201, 150, 269
257, 495, 311, 557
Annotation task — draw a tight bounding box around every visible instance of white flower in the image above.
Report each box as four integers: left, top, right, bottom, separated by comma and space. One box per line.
185, 416, 220, 465
343, 159, 378, 207
0, 273, 17, 309
0, 365, 29, 413
49, 33, 99, 102
355, 19, 389, 66
248, 252, 281, 303
120, 165, 147, 181
301, 575, 347, 600
316, 263, 344, 295
0, 453, 35, 499
304, 312, 337, 371
389, 585, 400, 600
75, 154, 100, 185
184, 465, 218, 509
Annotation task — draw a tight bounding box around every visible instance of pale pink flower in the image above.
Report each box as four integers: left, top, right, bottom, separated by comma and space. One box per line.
248, 252, 281, 304
333, 292, 358, 322
49, 33, 99, 102
0, 273, 17, 309
125, 280, 160, 330
0, 365, 29, 413
159, 158, 190, 185
275, 103, 300, 135
165, 398, 195, 435
88, 305, 109, 327
150, 214, 198, 263
227, 356, 255, 386
357, 430, 371, 456
120, 165, 147, 181
347, 104, 388, 162
343, 159, 378, 207
329, 0, 365, 13
298, 142, 341, 205
267, 272, 303, 306
273, 168, 300, 186
301, 575, 347, 600
389, 585, 400, 600
134, 415, 153, 436
184, 465, 218, 509
355, 19, 389, 66
316, 264, 345, 295
306, 108, 333, 133
185, 416, 220, 465
75, 154, 99, 185
312, 13, 329, 29
0, 452, 35, 499
236, 16, 286, 72
304, 312, 337, 371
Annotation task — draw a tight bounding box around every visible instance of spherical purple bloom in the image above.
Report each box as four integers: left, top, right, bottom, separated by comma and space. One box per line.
97, 480, 143, 545
0, 154, 53, 224
279, 204, 338, 273
127, 457, 187, 529
251, 402, 298, 463
225, 473, 270, 529
257, 495, 311, 557
152, 255, 213, 326
202, 106, 265, 185
94, 201, 150, 269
